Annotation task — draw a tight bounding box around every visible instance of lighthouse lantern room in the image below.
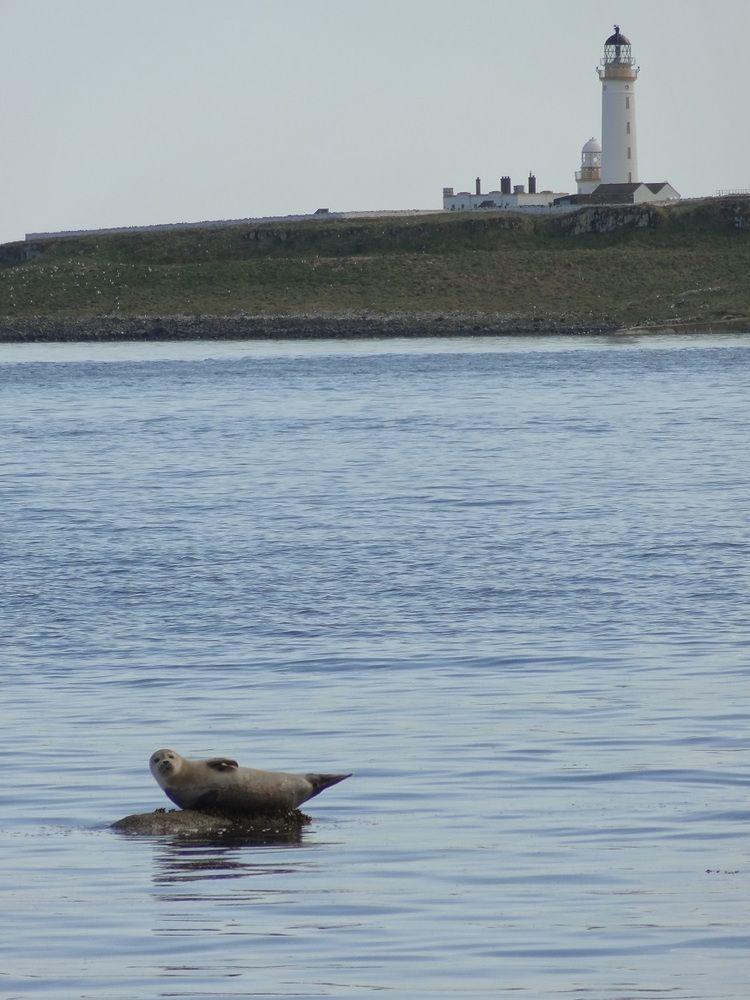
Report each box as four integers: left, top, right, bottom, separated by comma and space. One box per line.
598, 25, 639, 184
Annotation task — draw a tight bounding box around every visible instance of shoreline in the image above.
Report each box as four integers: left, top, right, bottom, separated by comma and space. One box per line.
2, 200, 749, 344
1, 313, 748, 343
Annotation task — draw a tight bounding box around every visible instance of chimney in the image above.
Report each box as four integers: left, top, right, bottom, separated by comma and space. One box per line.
475, 177, 481, 196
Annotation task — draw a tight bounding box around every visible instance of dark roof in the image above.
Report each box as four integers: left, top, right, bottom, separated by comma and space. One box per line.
644, 183, 669, 194
594, 183, 639, 193
554, 185, 636, 207
581, 184, 638, 204
605, 26, 630, 46
553, 194, 589, 205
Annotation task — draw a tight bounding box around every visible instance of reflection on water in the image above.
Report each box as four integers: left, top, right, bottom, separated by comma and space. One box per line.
2, 334, 750, 999
152, 842, 304, 887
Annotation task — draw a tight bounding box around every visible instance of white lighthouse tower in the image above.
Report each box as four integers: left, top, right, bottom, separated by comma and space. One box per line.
598, 25, 639, 184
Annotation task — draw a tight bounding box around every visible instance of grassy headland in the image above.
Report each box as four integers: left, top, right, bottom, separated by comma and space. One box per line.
1, 198, 749, 340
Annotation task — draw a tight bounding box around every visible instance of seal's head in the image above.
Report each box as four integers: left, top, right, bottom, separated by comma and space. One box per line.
149, 749, 182, 787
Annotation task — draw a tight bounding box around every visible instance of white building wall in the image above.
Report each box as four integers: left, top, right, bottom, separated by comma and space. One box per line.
442, 191, 568, 212
601, 78, 638, 184
632, 183, 680, 204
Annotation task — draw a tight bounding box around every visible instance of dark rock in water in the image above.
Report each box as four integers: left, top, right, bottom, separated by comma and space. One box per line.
111, 807, 310, 843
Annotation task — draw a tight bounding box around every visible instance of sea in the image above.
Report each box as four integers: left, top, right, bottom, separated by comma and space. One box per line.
1, 332, 749, 1000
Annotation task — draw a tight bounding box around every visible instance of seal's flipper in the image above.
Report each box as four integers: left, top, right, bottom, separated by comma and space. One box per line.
305, 773, 352, 799
205, 758, 239, 771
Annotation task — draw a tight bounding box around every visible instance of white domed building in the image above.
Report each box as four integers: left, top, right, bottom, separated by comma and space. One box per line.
576, 138, 602, 196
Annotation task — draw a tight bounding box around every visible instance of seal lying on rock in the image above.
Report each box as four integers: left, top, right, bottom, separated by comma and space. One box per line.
149, 748, 351, 815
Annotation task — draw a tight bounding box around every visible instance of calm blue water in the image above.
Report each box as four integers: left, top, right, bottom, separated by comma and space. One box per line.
1, 333, 750, 999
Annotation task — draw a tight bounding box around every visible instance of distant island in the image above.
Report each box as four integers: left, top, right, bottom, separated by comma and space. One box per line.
1, 198, 749, 342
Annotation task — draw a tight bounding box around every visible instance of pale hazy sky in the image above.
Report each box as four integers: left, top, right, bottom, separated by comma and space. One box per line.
1, 0, 748, 243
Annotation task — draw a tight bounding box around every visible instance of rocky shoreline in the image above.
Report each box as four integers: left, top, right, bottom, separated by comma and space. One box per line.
1, 312, 748, 343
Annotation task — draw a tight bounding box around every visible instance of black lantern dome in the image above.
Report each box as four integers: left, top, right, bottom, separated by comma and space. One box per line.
603, 24, 635, 67
605, 26, 630, 46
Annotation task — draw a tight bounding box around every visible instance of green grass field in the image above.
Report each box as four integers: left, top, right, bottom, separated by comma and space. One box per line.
1, 199, 749, 335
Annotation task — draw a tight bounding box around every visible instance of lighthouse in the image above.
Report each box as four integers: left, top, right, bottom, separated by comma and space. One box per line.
598, 25, 638, 184
442, 24, 681, 213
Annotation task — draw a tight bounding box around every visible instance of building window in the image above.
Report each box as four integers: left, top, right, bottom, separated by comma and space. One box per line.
626, 121, 631, 134
625, 96, 630, 109
627, 147, 632, 159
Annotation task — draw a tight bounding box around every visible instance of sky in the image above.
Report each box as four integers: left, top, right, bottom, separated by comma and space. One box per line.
1, 0, 748, 244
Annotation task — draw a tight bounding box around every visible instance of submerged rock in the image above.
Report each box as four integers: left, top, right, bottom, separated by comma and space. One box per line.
111, 807, 310, 843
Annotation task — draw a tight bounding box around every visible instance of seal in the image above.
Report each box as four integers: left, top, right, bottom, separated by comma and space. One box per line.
149, 748, 351, 815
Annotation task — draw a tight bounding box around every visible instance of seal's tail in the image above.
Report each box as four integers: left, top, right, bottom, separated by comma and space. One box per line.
305, 772, 352, 798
